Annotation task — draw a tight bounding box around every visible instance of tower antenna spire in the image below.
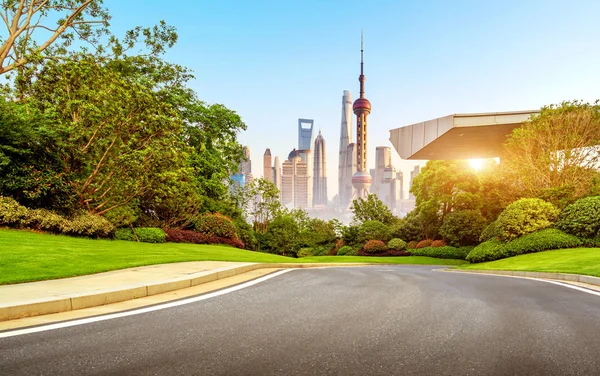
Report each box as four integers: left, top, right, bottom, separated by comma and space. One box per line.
359, 30, 365, 98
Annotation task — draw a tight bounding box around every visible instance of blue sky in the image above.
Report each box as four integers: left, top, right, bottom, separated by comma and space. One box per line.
105, 0, 600, 199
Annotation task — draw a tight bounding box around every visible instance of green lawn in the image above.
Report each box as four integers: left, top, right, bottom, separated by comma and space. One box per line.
0, 229, 465, 285
461, 248, 600, 277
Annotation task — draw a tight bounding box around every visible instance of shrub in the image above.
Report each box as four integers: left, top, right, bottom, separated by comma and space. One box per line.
431, 240, 447, 247
466, 229, 582, 263
115, 228, 166, 243
193, 213, 237, 239
331, 238, 345, 255
480, 220, 501, 242
407, 241, 418, 249
390, 213, 423, 242
387, 238, 407, 251
233, 217, 257, 250
0, 196, 29, 227
312, 246, 328, 256
26, 208, 67, 233
297, 248, 313, 258
62, 212, 114, 238
415, 239, 433, 249
358, 220, 392, 244
337, 245, 354, 256
495, 198, 559, 241
164, 229, 244, 249
466, 240, 508, 263
363, 239, 387, 253
410, 246, 469, 260
440, 210, 487, 246
555, 195, 600, 239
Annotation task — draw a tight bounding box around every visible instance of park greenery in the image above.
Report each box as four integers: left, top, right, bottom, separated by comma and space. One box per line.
1, 1, 600, 269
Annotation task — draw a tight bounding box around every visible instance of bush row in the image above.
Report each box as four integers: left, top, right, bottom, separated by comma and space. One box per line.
409, 246, 472, 260
165, 229, 245, 249
466, 228, 582, 263
115, 228, 166, 243
0, 196, 114, 238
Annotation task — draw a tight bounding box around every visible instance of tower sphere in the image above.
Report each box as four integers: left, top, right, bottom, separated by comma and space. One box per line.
352, 98, 371, 114
351, 170, 372, 191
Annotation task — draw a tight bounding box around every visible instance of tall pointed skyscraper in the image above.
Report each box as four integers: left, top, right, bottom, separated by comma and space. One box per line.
338, 90, 353, 206
263, 148, 273, 182
313, 131, 327, 206
351, 33, 372, 199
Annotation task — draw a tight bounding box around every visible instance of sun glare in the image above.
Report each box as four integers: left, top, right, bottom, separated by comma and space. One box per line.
468, 159, 485, 171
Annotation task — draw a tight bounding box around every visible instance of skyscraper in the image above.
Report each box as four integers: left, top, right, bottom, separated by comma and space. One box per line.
297, 149, 313, 207
273, 156, 281, 191
281, 149, 309, 209
351, 34, 372, 199
409, 165, 421, 199
338, 90, 353, 205
240, 146, 251, 175
263, 148, 273, 183
373, 146, 392, 196
298, 119, 314, 151
313, 131, 327, 206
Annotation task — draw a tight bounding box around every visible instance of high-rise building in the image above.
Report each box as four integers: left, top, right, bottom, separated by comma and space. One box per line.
409, 165, 421, 199
313, 131, 327, 206
373, 146, 391, 196
240, 146, 251, 175
297, 149, 313, 208
343, 143, 357, 204
351, 34, 372, 199
338, 90, 353, 205
263, 148, 273, 183
273, 156, 281, 191
298, 119, 314, 151
230, 145, 252, 190
281, 149, 310, 209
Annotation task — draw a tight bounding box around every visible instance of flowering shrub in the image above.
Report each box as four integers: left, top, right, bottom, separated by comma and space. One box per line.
415, 239, 433, 249
431, 240, 447, 247
0, 196, 29, 226
193, 213, 237, 239
62, 212, 114, 238
407, 241, 418, 249
165, 229, 244, 249
363, 240, 387, 253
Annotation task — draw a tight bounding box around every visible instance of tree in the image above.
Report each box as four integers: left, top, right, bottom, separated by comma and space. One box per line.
239, 178, 282, 234
439, 210, 486, 246
0, 0, 110, 75
502, 100, 600, 206
350, 193, 397, 225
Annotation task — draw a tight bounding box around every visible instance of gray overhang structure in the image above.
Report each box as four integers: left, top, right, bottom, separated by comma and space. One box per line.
389, 110, 539, 160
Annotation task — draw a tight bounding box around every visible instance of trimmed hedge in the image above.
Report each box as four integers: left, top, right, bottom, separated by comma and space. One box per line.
555, 195, 600, 239
363, 239, 387, 253
495, 198, 559, 241
337, 245, 355, 256
415, 239, 433, 249
164, 229, 245, 249
466, 228, 582, 263
409, 246, 470, 260
193, 213, 238, 240
387, 238, 407, 251
115, 228, 166, 243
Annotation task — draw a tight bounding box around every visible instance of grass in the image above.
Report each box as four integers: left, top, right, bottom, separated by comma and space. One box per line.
0, 229, 465, 285
461, 247, 600, 277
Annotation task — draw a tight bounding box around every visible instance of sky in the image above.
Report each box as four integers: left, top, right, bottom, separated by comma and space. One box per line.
104, 0, 600, 199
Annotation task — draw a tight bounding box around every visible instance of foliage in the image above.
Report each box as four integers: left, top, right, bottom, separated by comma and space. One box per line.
387, 238, 407, 251
358, 220, 391, 244
480, 220, 502, 242
237, 178, 281, 234
390, 212, 423, 242
407, 241, 417, 249
350, 193, 398, 225
164, 229, 244, 249
331, 239, 345, 256
415, 239, 433, 249
115, 228, 166, 243
466, 229, 582, 263
431, 240, 447, 247
61, 211, 114, 238
341, 224, 360, 246
0, 196, 29, 226
495, 198, 559, 241
26, 208, 67, 233
555, 195, 600, 238
193, 213, 237, 240
363, 240, 387, 253
232, 217, 257, 251
409, 246, 470, 260
336, 245, 355, 256
297, 248, 313, 258
262, 214, 300, 256
501, 101, 600, 205
439, 210, 487, 246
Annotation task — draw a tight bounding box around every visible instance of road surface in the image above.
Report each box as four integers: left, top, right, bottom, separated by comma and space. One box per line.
2, 266, 600, 375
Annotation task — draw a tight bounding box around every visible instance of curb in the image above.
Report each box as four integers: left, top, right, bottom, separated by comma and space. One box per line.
0, 262, 371, 322
446, 268, 600, 287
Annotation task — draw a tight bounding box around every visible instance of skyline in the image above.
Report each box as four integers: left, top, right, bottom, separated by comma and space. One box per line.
104, 0, 600, 199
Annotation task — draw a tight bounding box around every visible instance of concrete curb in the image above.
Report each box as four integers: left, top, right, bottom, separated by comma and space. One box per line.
0, 262, 371, 322
446, 268, 600, 287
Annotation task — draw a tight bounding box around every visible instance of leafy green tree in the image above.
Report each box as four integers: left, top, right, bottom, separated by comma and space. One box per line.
264, 213, 300, 256
358, 220, 392, 244
439, 210, 486, 246
350, 193, 398, 225
239, 178, 281, 234
502, 100, 600, 206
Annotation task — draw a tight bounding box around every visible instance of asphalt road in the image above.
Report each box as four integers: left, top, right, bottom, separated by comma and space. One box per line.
2, 266, 600, 376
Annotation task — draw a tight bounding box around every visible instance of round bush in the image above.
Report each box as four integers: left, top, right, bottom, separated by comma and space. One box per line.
440, 210, 486, 246
387, 238, 407, 251
337, 245, 354, 256
465, 240, 507, 263
297, 248, 314, 258
193, 213, 237, 239
431, 240, 447, 247
555, 195, 600, 239
480, 220, 501, 242
363, 239, 387, 253
358, 220, 391, 243
0, 196, 29, 227
407, 241, 418, 249
495, 198, 559, 241
415, 239, 433, 249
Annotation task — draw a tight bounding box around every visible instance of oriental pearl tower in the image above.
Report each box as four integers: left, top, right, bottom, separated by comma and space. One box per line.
351, 33, 372, 199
